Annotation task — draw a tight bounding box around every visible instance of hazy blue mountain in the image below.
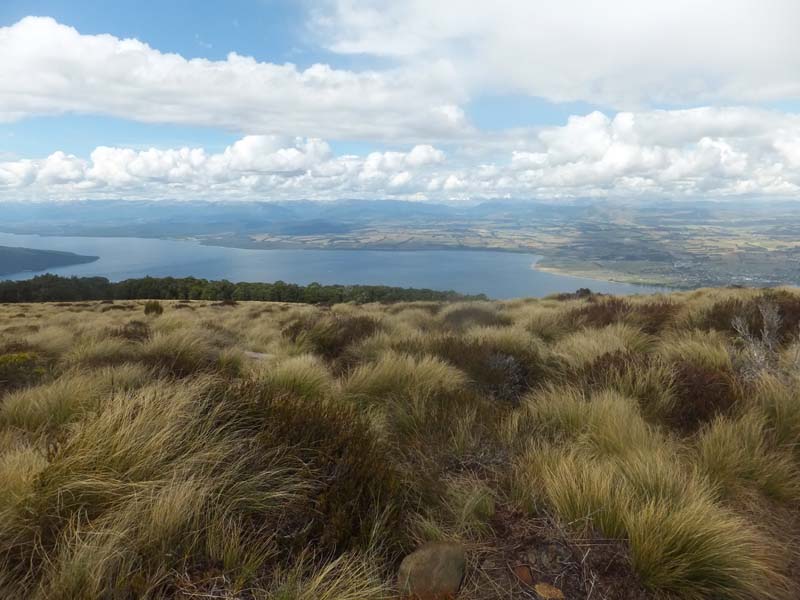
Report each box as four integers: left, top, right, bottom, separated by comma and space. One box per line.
0, 246, 99, 276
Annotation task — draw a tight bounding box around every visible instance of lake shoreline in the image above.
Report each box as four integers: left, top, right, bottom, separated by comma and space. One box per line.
0, 228, 677, 291
0, 232, 668, 299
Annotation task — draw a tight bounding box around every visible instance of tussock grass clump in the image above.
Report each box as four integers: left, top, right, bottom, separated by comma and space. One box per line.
110, 319, 151, 342
0, 364, 151, 434
628, 298, 681, 334
344, 350, 467, 402
749, 373, 800, 451
508, 385, 660, 456
582, 351, 676, 421
566, 296, 631, 328
438, 302, 511, 330
513, 435, 793, 599
252, 353, 335, 400
514, 304, 568, 341
656, 330, 741, 431
626, 498, 790, 600
266, 552, 390, 600
0, 377, 406, 597
140, 329, 218, 376
554, 322, 652, 370
410, 474, 496, 543
376, 327, 554, 404
696, 412, 800, 503
62, 336, 139, 368
282, 312, 382, 362
697, 289, 800, 342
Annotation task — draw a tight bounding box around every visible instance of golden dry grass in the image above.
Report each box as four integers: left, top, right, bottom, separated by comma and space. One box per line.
1, 289, 799, 598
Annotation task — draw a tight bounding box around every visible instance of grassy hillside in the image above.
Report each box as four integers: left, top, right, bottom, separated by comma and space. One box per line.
0, 246, 99, 276
1, 288, 799, 598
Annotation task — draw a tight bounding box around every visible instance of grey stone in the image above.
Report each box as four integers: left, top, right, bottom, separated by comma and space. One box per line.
398, 541, 466, 599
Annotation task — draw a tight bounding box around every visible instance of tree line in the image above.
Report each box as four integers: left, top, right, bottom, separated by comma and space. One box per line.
0, 274, 485, 304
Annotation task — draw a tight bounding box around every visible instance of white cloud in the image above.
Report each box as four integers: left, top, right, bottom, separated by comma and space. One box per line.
317, 0, 800, 108
0, 16, 467, 141
3, 107, 800, 201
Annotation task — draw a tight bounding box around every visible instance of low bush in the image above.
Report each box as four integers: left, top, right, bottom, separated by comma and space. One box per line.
0, 352, 45, 393
143, 300, 163, 316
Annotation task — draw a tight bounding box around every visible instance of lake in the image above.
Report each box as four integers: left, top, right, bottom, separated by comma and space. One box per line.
0, 232, 666, 299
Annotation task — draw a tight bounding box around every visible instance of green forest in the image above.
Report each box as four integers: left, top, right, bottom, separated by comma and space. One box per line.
0, 274, 483, 304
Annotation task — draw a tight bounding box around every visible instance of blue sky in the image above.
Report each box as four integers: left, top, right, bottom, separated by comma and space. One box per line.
1, 1, 800, 201
0, 0, 334, 156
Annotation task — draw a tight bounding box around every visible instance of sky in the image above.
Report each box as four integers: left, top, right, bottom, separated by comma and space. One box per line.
2, 0, 800, 202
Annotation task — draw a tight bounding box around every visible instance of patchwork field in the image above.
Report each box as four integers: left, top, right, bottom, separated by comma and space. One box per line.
1, 288, 800, 598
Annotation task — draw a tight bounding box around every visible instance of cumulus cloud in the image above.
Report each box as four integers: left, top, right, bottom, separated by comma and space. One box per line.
3, 107, 800, 201
0, 16, 467, 140
0, 136, 451, 200
317, 0, 800, 108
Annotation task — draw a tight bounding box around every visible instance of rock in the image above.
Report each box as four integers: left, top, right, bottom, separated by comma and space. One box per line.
512, 564, 533, 586
398, 541, 466, 599
534, 582, 565, 599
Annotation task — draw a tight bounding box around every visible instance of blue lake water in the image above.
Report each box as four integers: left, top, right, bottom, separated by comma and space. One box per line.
0, 232, 667, 299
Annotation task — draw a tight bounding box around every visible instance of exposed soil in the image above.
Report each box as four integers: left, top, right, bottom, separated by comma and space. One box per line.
460, 505, 651, 600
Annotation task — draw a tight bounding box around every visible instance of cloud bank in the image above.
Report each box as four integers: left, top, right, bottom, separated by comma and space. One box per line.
317, 0, 800, 108
3, 6, 800, 202
4, 107, 800, 201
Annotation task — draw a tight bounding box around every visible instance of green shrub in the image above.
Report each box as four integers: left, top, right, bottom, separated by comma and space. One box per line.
143, 300, 163, 316
0, 352, 45, 393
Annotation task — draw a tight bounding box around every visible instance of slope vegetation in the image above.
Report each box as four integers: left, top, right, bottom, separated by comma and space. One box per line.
1, 288, 800, 598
